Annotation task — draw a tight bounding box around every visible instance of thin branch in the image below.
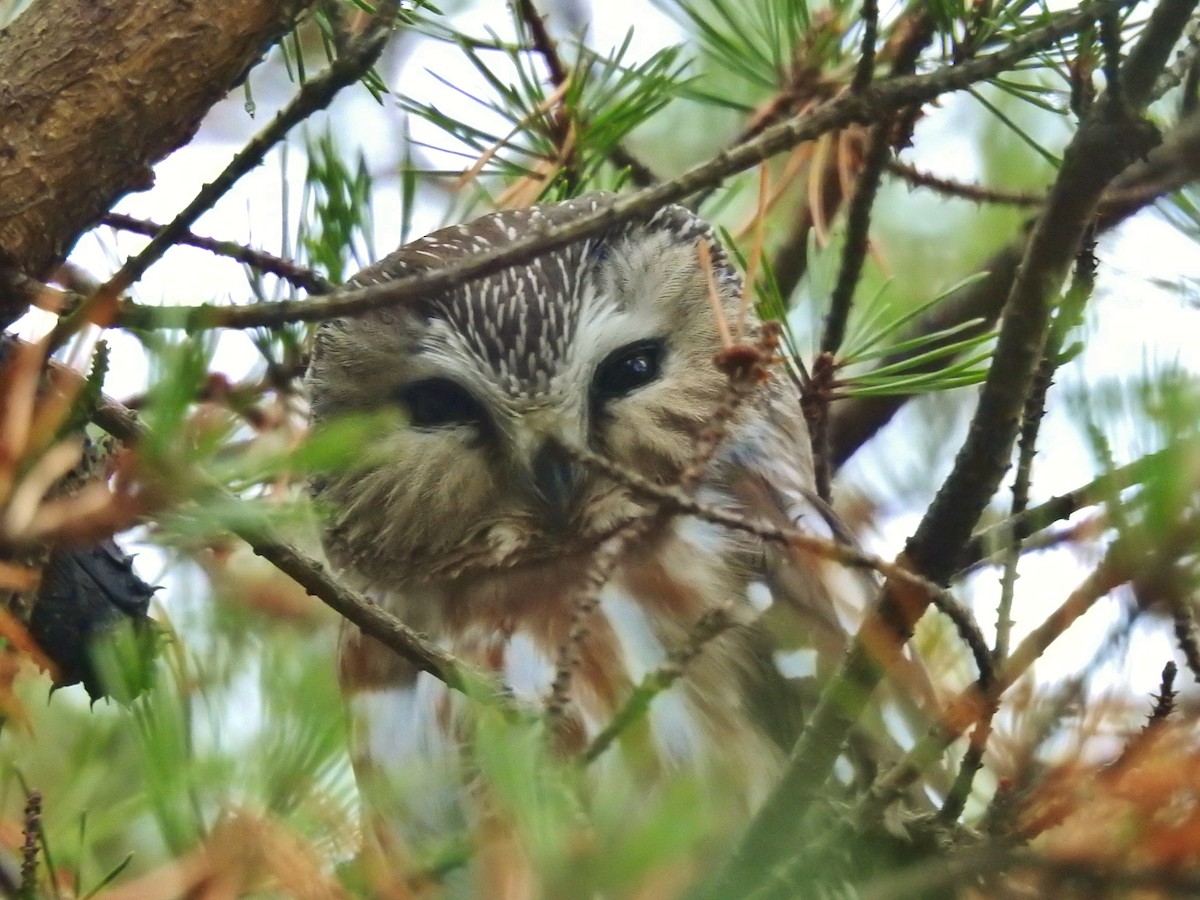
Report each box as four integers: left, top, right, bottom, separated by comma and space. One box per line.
544, 519, 652, 730
100, 213, 334, 294
19, 789, 41, 900
863, 541, 1134, 816
1170, 602, 1200, 682
937, 718, 993, 825
820, 124, 890, 357
582, 607, 735, 764
1109, 660, 1177, 771
809, 124, 892, 499
831, 101, 1200, 472
929, 590, 994, 688
512, 0, 579, 192
887, 159, 1044, 206
868, 513, 1200, 816
941, 244, 1097, 826
565, 441, 956, 605
960, 440, 1197, 571
851, 0, 880, 91
769, 7, 932, 305
514, 0, 655, 188
516, 0, 569, 86
545, 286, 771, 733
858, 847, 1200, 900
107, 1, 1135, 332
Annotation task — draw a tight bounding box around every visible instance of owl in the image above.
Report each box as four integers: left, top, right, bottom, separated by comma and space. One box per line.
306, 196, 914, 871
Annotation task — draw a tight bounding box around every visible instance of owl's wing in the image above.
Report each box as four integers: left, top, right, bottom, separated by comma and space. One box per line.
717, 395, 945, 792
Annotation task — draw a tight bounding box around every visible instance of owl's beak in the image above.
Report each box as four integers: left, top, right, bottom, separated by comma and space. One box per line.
530, 439, 584, 527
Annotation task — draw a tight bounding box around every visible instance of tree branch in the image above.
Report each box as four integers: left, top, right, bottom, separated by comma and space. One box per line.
100, 213, 333, 295
0, 0, 315, 328
90, 395, 501, 704
700, 2, 1185, 889
97, 3, 398, 302
107, 1, 1135, 332
830, 104, 1200, 469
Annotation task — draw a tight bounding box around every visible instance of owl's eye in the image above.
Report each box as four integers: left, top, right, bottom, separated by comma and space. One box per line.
398, 378, 488, 429
592, 340, 664, 401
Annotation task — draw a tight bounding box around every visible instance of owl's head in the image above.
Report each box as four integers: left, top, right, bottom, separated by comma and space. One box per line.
307, 196, 759, 584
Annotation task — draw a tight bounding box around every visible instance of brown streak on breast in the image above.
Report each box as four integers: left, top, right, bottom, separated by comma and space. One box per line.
338, 623, 419, 693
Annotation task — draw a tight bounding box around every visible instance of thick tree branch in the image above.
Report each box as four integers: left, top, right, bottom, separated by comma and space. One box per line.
0, 0, 314, 328
95, 2, 398, 305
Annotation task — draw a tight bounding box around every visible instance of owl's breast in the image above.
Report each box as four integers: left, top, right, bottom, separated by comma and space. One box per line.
340, 510, 791, 840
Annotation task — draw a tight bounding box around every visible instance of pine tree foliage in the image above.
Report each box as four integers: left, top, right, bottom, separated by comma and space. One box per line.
2, 0, 1200, 896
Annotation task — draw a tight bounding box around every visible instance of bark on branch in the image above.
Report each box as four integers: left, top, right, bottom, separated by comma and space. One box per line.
0, 0, 313, 327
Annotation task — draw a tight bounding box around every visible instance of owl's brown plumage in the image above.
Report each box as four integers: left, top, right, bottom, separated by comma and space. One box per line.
307, 195, 884, 858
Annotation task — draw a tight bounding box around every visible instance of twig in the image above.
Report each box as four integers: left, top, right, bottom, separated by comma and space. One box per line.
513, 0, 579, 192
939, 241, 1092, 825
858, 847, 1200, 899
937, 718, 993, 825
582, 607, 735, 764
769, 7, 932, 307
851, 0, 880, 91
869, 512, 1200, 816
1170, 603, 1200, 683
831, 102, 1200, 472
514, 0, 654, 187
863, 542, 1134, 817
947, 248, 1102, 826
244, 531, 500, 700
1108, 660, 1177, 771
887, 160, 1044, 206
929, 590, 994, 688
959, 440, 1198, 571
544, 521, 650, 733
564, 441, 954, 605
100, 213, 334, 294
819, 126, 890, 350
545, 307, 769, 735
810, 122, 892, 499
108, 2, 1136, 332
999, 243, 1096, 657
108, 4, 396, 294
18, 790, 40, 900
